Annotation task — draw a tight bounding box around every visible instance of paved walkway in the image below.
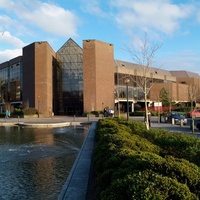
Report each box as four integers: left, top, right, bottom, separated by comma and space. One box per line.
1, 115, 199, 134
0, 115, 100, 127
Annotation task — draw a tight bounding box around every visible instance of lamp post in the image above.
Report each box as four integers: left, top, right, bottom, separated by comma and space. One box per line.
125, 78, 130, 121
114, 90, 120, 118
38, 96, 40, 118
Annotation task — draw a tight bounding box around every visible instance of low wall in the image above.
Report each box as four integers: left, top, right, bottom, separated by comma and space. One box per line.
59, 122, 97, 200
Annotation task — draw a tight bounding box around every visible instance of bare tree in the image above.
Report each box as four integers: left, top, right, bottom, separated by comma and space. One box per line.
188, 84, 200, 110
126, 33, 162, 130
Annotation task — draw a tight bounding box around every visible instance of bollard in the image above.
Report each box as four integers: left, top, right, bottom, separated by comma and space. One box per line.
158, 114, 160, 123
172, 118, 174, 125
18, 116, 20, 122
191, 116, 195, 133
87, 114, 90, 121
73, 115, 76, 122
180, 119, 183, 127
190, 119, 195, 133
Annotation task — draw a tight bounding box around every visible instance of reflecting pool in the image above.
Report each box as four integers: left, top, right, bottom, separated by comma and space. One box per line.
0, 125, 88, 200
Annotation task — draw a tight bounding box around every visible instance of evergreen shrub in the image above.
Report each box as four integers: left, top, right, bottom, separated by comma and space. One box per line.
23, 108, 38, 115
94, 118, 200, 199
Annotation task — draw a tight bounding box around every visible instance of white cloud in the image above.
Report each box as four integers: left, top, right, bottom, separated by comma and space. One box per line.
0, 0, 80, 38
0, 31, 26, 48
110, 0, 194, 35
0, 14, 13, 31
0, 0, 15, 10
18, 2, 79, 37
0, 0, 81, 63
0, 31, 25, 63
0, 48, 22, 63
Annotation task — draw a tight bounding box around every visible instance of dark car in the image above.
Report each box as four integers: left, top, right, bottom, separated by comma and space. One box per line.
196, 121, 200, 130
166, 112, 187, 125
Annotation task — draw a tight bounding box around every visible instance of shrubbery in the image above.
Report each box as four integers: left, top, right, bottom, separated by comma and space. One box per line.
22, 108, 38, 115
12, 108, 24, 116
94, 118, 200, 199
0, 113, 5, 118
129, 111, 162, 116
0, 108, 38, 117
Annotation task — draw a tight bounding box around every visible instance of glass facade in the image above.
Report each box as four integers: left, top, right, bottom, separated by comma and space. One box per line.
0, 39, 84, 116
0, 62, 22, 103
0, 60, 22, 113
9, 63, 22, 101
0, 67, 8, 103
114, 72, 166, 112
52, 57, 63, 115
114, 72, 165, 101
57, 39, 83, 115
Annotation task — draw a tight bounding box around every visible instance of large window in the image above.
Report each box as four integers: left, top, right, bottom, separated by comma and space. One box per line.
0, 68, 8, 103
9, 63, 21, 101
57, 39, 83, 115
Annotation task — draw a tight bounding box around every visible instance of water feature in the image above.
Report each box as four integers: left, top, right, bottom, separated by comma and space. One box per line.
0, 125, 88, 200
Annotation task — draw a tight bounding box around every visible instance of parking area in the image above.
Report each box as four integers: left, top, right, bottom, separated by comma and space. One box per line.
149, 117, 200, 136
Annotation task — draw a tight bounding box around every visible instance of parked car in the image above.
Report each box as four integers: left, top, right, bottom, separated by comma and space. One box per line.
165, 112, 187, 125
187, 109, 200, 118
196, 121, 200, 130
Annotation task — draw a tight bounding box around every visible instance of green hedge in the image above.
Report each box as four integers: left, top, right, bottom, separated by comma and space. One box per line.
94, 118, 200, 199
127, 123, 200, 166
22, 108, 38, 115
0, 113, 5, 118
129, 111, 161, 116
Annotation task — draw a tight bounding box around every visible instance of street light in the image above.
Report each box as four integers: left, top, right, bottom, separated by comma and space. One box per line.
114, 90, 120, 118
125, 78, 130, 120
38, 96, 40, 118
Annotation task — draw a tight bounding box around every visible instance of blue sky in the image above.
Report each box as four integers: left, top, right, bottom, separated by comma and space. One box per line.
0, 0, 200, 75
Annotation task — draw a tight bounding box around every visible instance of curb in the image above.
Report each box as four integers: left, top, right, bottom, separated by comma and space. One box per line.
59, 122, 97, 200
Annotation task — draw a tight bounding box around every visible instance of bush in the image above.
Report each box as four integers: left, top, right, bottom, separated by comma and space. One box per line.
0, 113, 5, 118
129, 111, 161, 116
23, 108, 38, 115
99, 171, 198, 200
129, 111, 145, 116
129, 125, 200, 166
12, 108, 23, 116
94, 118, 200, 199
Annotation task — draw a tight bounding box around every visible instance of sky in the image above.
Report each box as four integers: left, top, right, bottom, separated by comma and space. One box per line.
0, 0, 200, 75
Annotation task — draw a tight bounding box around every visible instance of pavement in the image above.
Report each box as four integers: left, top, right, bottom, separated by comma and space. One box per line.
0, 115, 100, 127
1, 115, 199, 132
150, 117, 200, 137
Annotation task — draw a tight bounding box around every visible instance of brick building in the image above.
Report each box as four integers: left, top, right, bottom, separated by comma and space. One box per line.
0, 38, 200, 116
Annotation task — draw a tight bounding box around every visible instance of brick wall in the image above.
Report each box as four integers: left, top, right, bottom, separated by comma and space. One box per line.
83, 40, 115, 112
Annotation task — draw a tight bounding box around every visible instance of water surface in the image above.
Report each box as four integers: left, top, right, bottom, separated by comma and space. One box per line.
0, 126, 88, 200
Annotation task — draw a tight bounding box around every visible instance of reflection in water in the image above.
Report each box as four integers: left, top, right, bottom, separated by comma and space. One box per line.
0, 126, 88, 200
